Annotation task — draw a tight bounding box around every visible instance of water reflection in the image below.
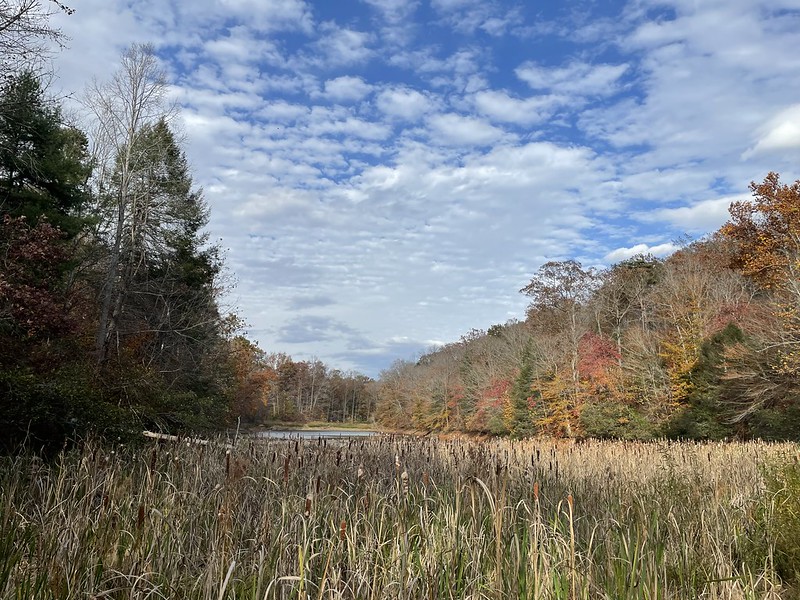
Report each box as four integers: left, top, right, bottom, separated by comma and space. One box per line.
253, 429, 379, 439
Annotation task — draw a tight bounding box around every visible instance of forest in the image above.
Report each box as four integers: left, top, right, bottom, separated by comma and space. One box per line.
3, 2, 800, 451
0, 31, 372, 450
372, 177, 800, 441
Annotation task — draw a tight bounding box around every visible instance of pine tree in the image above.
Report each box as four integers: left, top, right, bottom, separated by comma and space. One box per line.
0, 70, 90, 234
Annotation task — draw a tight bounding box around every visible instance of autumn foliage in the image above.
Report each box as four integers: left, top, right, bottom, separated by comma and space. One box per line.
374, 173, 800, 441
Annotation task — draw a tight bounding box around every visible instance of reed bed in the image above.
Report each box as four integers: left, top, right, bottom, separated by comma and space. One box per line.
0, 435, 797, 599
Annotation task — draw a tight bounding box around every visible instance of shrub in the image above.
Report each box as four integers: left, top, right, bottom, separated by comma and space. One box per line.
579, 401, 656, 439
0, 367, 136, 453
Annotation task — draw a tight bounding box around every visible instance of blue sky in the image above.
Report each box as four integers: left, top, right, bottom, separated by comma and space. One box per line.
49, 0, 800, 377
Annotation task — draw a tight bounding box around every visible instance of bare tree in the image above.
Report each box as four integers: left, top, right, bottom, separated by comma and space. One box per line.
84, 43, 174, 363
521, 260, 599, 404
1, 0, 73, 73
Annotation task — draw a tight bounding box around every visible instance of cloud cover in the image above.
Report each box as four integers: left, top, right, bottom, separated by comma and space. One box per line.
47, 0, 800, 376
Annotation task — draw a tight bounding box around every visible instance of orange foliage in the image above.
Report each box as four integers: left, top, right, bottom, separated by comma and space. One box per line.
229, 336, 276, 420
722, 172, 800, 289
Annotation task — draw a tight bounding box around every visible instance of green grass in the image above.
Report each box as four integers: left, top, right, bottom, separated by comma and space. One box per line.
0, 436, 797, 599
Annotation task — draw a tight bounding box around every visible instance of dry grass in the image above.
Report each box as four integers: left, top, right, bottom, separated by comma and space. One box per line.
0, 435, 798, 599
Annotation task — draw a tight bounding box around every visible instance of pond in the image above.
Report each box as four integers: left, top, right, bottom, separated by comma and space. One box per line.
252, 429, 380, 439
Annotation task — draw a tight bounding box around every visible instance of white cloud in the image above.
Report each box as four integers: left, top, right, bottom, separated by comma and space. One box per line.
257, 101, 310, 122
322, 76, 373, 102
426, 113, 508, 146
744, 104, 800, 158
430, 0, 521, 36
639, 195, 746, 233
516, 61, 629, 96
362, 0, 419, 22
473, 89, 564, 125
305, 108, 391, 141
375, 86, 434, 120
604, 243, 680, 263
235, 188, 318, 220
205, 0, 314, 32
304, 24, 374, 67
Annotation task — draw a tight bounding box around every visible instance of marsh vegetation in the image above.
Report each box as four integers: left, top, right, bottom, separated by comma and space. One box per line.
1, 436, 798, 599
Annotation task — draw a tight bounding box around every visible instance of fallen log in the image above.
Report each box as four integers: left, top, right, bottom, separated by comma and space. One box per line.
142, 430, 233, 449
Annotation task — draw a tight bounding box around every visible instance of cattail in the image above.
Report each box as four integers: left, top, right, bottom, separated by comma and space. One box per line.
339, 519, 347, 541
149, 447, 157, 474
304, 494, 312, 517
423, 471, 430, 486
357, 465, 365, 479
283, 455, 290, 484
136, 504, 145, 529
401, 469, 409, 495
533, 481, 539, 501
225, 450, 231, 478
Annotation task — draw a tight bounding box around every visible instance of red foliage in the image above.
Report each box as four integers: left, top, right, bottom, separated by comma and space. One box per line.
0, 216, 72, 337
577, 332, 620, 381
482, 378, 511, 404
467, 378, 512, 432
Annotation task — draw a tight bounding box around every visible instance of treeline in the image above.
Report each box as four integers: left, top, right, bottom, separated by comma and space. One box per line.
0, 46, 234, 449
0, 44, 371, 451
374, 174, 800, 441
229, 337, 375, 425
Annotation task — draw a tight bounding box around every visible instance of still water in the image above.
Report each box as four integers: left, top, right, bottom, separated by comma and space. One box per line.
253, 429, 379, 439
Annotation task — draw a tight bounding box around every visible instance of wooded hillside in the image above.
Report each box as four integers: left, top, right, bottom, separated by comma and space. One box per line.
373, 175, 800, 441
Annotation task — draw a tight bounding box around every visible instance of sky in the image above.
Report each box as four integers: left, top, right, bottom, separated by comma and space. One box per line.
46, 0, 800, 377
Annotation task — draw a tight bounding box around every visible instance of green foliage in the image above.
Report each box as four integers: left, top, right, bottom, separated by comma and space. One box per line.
0, 368, 136, 452
664, 323, 743, 440
747, 404, 800, 441
579, 401, 656, 439
143, 390, 230, 433
765, 461, 800, 586
509, 344, 535, 438
0, 71, 91, 235
744, 460, 800, 592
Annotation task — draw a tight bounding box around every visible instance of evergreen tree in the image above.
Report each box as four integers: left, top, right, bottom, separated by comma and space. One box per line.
96, 118, 230, 429
0, 70, 90, 234
509, 343, 536, 438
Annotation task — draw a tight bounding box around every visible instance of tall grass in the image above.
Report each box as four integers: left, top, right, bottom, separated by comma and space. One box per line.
0, 436, 797, 599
